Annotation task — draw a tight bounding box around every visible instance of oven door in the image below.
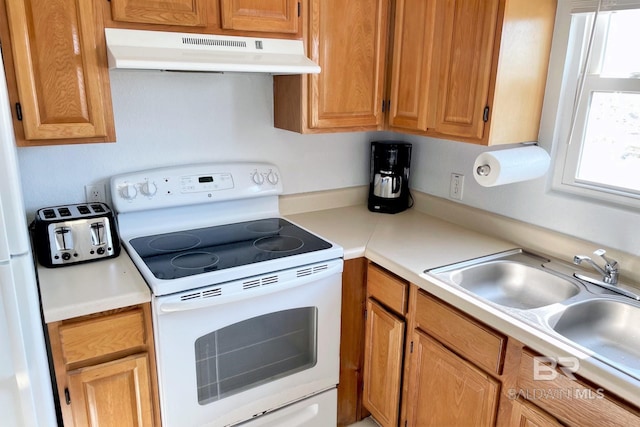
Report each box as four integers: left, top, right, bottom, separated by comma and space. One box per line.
152, 259, 342, 427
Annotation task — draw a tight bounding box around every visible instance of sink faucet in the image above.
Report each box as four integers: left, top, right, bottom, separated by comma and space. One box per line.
574, 249, 619, 285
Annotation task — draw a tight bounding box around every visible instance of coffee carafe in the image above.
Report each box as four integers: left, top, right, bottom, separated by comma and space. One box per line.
368, 141, 412, 214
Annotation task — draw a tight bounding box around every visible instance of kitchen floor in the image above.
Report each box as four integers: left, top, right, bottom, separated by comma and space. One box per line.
350, 417, 379, 426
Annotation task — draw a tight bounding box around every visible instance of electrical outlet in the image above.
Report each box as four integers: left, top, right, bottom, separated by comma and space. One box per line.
85, 184, 106, 204
449, 173, 464, 200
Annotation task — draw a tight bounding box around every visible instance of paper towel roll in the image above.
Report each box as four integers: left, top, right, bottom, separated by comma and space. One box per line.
473, 145, 550, 187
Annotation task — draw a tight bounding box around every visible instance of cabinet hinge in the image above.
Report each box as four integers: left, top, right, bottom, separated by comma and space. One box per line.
483, 106, 490, 122
15, 103, 22, 121
64, 387, 71, 405
297, 2, 301, 17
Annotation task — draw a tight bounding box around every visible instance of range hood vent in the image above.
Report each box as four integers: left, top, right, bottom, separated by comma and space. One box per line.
104, 28, 320, 75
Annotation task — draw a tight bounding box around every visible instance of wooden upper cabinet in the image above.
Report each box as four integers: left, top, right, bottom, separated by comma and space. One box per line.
109, 0, 207, 27
389, 0, 498, 139
387, 0, 439, 132
220, 0, 299, 34
388, 0, 556, 145
433, 0, 499, 139
431, 0, 499, 140
4, 0, 115, 144
273, 0, 389, 133
308, 0, 389, 129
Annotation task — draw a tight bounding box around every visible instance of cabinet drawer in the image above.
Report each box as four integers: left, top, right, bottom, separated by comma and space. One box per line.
367, 264, 409, 316
414, 291, 505, 375
58, 308, 147, 366
517, 350, 640, 426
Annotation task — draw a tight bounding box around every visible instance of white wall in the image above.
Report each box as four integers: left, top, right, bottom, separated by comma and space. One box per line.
16, 17, 640, 257
17, 70, 372, 215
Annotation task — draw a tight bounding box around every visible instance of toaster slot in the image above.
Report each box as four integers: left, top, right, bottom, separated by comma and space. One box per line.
54, 227, 74, 251
91, 204, 106, 213
58, 207, 72, 217
77, 205, 91, 215
90, 222, 106, 246
42, 209, 56, 219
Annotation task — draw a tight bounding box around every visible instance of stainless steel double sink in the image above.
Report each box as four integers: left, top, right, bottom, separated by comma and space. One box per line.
427, 249, 640, 379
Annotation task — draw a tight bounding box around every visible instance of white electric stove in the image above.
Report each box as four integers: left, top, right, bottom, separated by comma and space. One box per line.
111, 162, 343, 427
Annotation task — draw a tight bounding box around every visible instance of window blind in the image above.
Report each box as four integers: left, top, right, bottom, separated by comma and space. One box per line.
571, 0, 640, 13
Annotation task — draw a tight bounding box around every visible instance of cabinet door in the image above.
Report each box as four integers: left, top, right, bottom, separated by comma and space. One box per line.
67, 354, 154, 427
4, 0, 115, 142
110, 0, 207, 26
220, 0, 299, 34
307, 0, 389, 129
430, 0, 499, 139
363, 299, 405, 427
387, 0, 439, 131
405, 330, 499, 427
510, 398, 563, 427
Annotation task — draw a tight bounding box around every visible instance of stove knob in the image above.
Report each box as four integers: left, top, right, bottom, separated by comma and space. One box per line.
266, 170, 279, 185
120, 183, 138, 200
141, 181, 157, 197
251, 171, 265, 185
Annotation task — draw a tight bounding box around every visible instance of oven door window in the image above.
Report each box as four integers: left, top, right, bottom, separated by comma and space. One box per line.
195, 307, 318, 405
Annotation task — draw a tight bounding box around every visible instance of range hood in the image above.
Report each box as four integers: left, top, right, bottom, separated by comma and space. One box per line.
104, 28, 320, 75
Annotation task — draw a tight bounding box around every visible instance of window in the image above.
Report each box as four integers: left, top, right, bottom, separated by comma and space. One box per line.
194, 308, 317, 405
553, 1, 640, 206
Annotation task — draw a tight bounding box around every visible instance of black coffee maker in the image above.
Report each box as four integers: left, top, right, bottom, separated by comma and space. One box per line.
368, 141, 412, 214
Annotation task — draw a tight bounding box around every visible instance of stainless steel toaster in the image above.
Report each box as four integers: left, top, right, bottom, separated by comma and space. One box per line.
32, 203, 120, 267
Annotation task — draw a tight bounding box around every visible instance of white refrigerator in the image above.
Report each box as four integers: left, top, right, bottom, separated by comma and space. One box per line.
0, 55, 57, 425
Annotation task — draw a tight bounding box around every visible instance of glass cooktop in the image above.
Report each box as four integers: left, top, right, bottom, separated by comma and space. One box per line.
128, 218, 333, 280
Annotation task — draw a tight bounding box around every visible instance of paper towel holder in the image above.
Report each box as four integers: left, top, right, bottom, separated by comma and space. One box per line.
476, 164, 491, 176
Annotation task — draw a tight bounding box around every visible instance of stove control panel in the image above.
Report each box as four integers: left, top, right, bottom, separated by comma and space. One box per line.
181, 173, 234, 193
111, 162, 283, 213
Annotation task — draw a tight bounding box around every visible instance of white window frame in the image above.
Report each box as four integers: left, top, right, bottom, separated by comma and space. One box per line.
551, 1, 640, 208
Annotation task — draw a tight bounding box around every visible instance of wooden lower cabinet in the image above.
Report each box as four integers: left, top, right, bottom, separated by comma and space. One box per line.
361, 263, 409, 427
47, 304, 160, 427
67, 354, 154, 426
405, 330, 500, 427
509, 398, 563, 427
516, 349, 640, 427
356, 270, 640, 427
363, 299, 405, 427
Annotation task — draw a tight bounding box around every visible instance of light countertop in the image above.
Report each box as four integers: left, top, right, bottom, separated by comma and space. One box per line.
37, 251, 150, 323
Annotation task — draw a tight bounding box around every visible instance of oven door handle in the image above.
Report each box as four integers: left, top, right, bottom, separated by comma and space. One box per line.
156, 261, 343, 314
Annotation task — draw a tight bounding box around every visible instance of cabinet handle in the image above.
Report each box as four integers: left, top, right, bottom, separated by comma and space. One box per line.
483, 106, 490, 122
64, 387, 71, 405
15, 102, 22, 121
